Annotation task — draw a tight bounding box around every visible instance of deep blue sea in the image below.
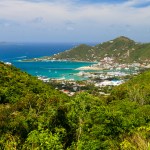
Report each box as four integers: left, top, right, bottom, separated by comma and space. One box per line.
0, 43, 94, 80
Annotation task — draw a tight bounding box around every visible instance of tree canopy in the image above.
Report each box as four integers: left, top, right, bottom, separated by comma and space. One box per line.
0, 62, 150, 149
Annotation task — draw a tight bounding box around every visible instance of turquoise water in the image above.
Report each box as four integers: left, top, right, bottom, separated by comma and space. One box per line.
0, 43, 95, 80
13, 61, 94, 80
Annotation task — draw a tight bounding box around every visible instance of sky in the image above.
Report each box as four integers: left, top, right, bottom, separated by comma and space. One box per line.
0, 0, 150, 43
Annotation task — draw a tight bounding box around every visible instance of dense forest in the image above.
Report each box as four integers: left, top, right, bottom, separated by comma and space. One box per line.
0, 62, 150, 149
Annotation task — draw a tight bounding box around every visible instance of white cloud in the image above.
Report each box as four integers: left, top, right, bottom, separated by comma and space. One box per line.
0, 0, 149, 25
0, 0, 149, 42
125, 0, 150, 6
30, 17, 44, 23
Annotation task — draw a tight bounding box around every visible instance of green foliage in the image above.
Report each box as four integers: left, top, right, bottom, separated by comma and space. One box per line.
0, 62, 69, 149
23, 128, 63, 150
109, 71, 150, 105
41, 36, 150, 63
120, 126, 150, 150
51, 44, 93, 61
0, 133, 20, 150
0, 62, 150, 149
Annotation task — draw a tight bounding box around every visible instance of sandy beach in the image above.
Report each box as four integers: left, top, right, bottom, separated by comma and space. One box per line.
75, 66, 103, 71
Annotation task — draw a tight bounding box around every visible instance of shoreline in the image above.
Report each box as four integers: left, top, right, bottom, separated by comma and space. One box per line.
75, 66, 103, 71
18, 58, 103, 71
18, 59, 97, 64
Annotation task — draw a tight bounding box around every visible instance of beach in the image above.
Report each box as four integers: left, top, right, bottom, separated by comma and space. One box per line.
75, 66, 103, 71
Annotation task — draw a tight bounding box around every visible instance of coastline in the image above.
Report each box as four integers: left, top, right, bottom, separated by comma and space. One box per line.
75, 66, 103, 71
18, 58, 100, 72
18, 59, 97, 64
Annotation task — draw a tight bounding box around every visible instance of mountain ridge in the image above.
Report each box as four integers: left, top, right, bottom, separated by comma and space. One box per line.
38, 36, 150, 63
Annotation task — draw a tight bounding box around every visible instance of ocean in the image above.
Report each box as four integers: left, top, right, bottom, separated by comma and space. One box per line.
0, 43, 94, 80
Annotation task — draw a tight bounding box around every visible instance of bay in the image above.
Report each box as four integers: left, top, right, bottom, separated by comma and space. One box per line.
0, 43, 94, 80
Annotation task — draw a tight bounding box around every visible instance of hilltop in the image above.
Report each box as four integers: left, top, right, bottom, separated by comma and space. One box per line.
0, 62, 150, 149
29, 36, 150, 63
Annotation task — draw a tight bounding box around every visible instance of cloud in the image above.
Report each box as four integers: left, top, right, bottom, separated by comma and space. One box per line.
133, 1, 150, 8
30, 17, 44, 23
0, 0, 149, 42
0, 0, 149, 24
66, 26, 75, 31
124, 0, 150, 8
65, 20, 76, 26
0, 18, 20, 27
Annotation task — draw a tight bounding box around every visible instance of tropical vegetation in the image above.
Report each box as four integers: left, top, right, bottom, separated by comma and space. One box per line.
26, 36, 150, 63
0, 62, 150, 149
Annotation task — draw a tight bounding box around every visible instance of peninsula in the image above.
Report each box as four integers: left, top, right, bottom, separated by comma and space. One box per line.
22, 36, 150, 63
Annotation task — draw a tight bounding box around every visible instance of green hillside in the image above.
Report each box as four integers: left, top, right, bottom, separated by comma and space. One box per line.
45, 36, 150, 63
109, 70, 150, 104
0, 62, 70, 149
0, 62, 150, 149
50, 44, 93, 61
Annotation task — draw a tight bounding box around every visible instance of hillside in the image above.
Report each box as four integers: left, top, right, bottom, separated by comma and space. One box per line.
0, 62, 68, 104
109, 70, 150, 104
0, 62, 70, 149
50, 44, 93, 61
0, 62, 150, 149
41, 36, 150, 63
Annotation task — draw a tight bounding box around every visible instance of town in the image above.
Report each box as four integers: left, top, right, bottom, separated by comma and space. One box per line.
37, 57, 150, 96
